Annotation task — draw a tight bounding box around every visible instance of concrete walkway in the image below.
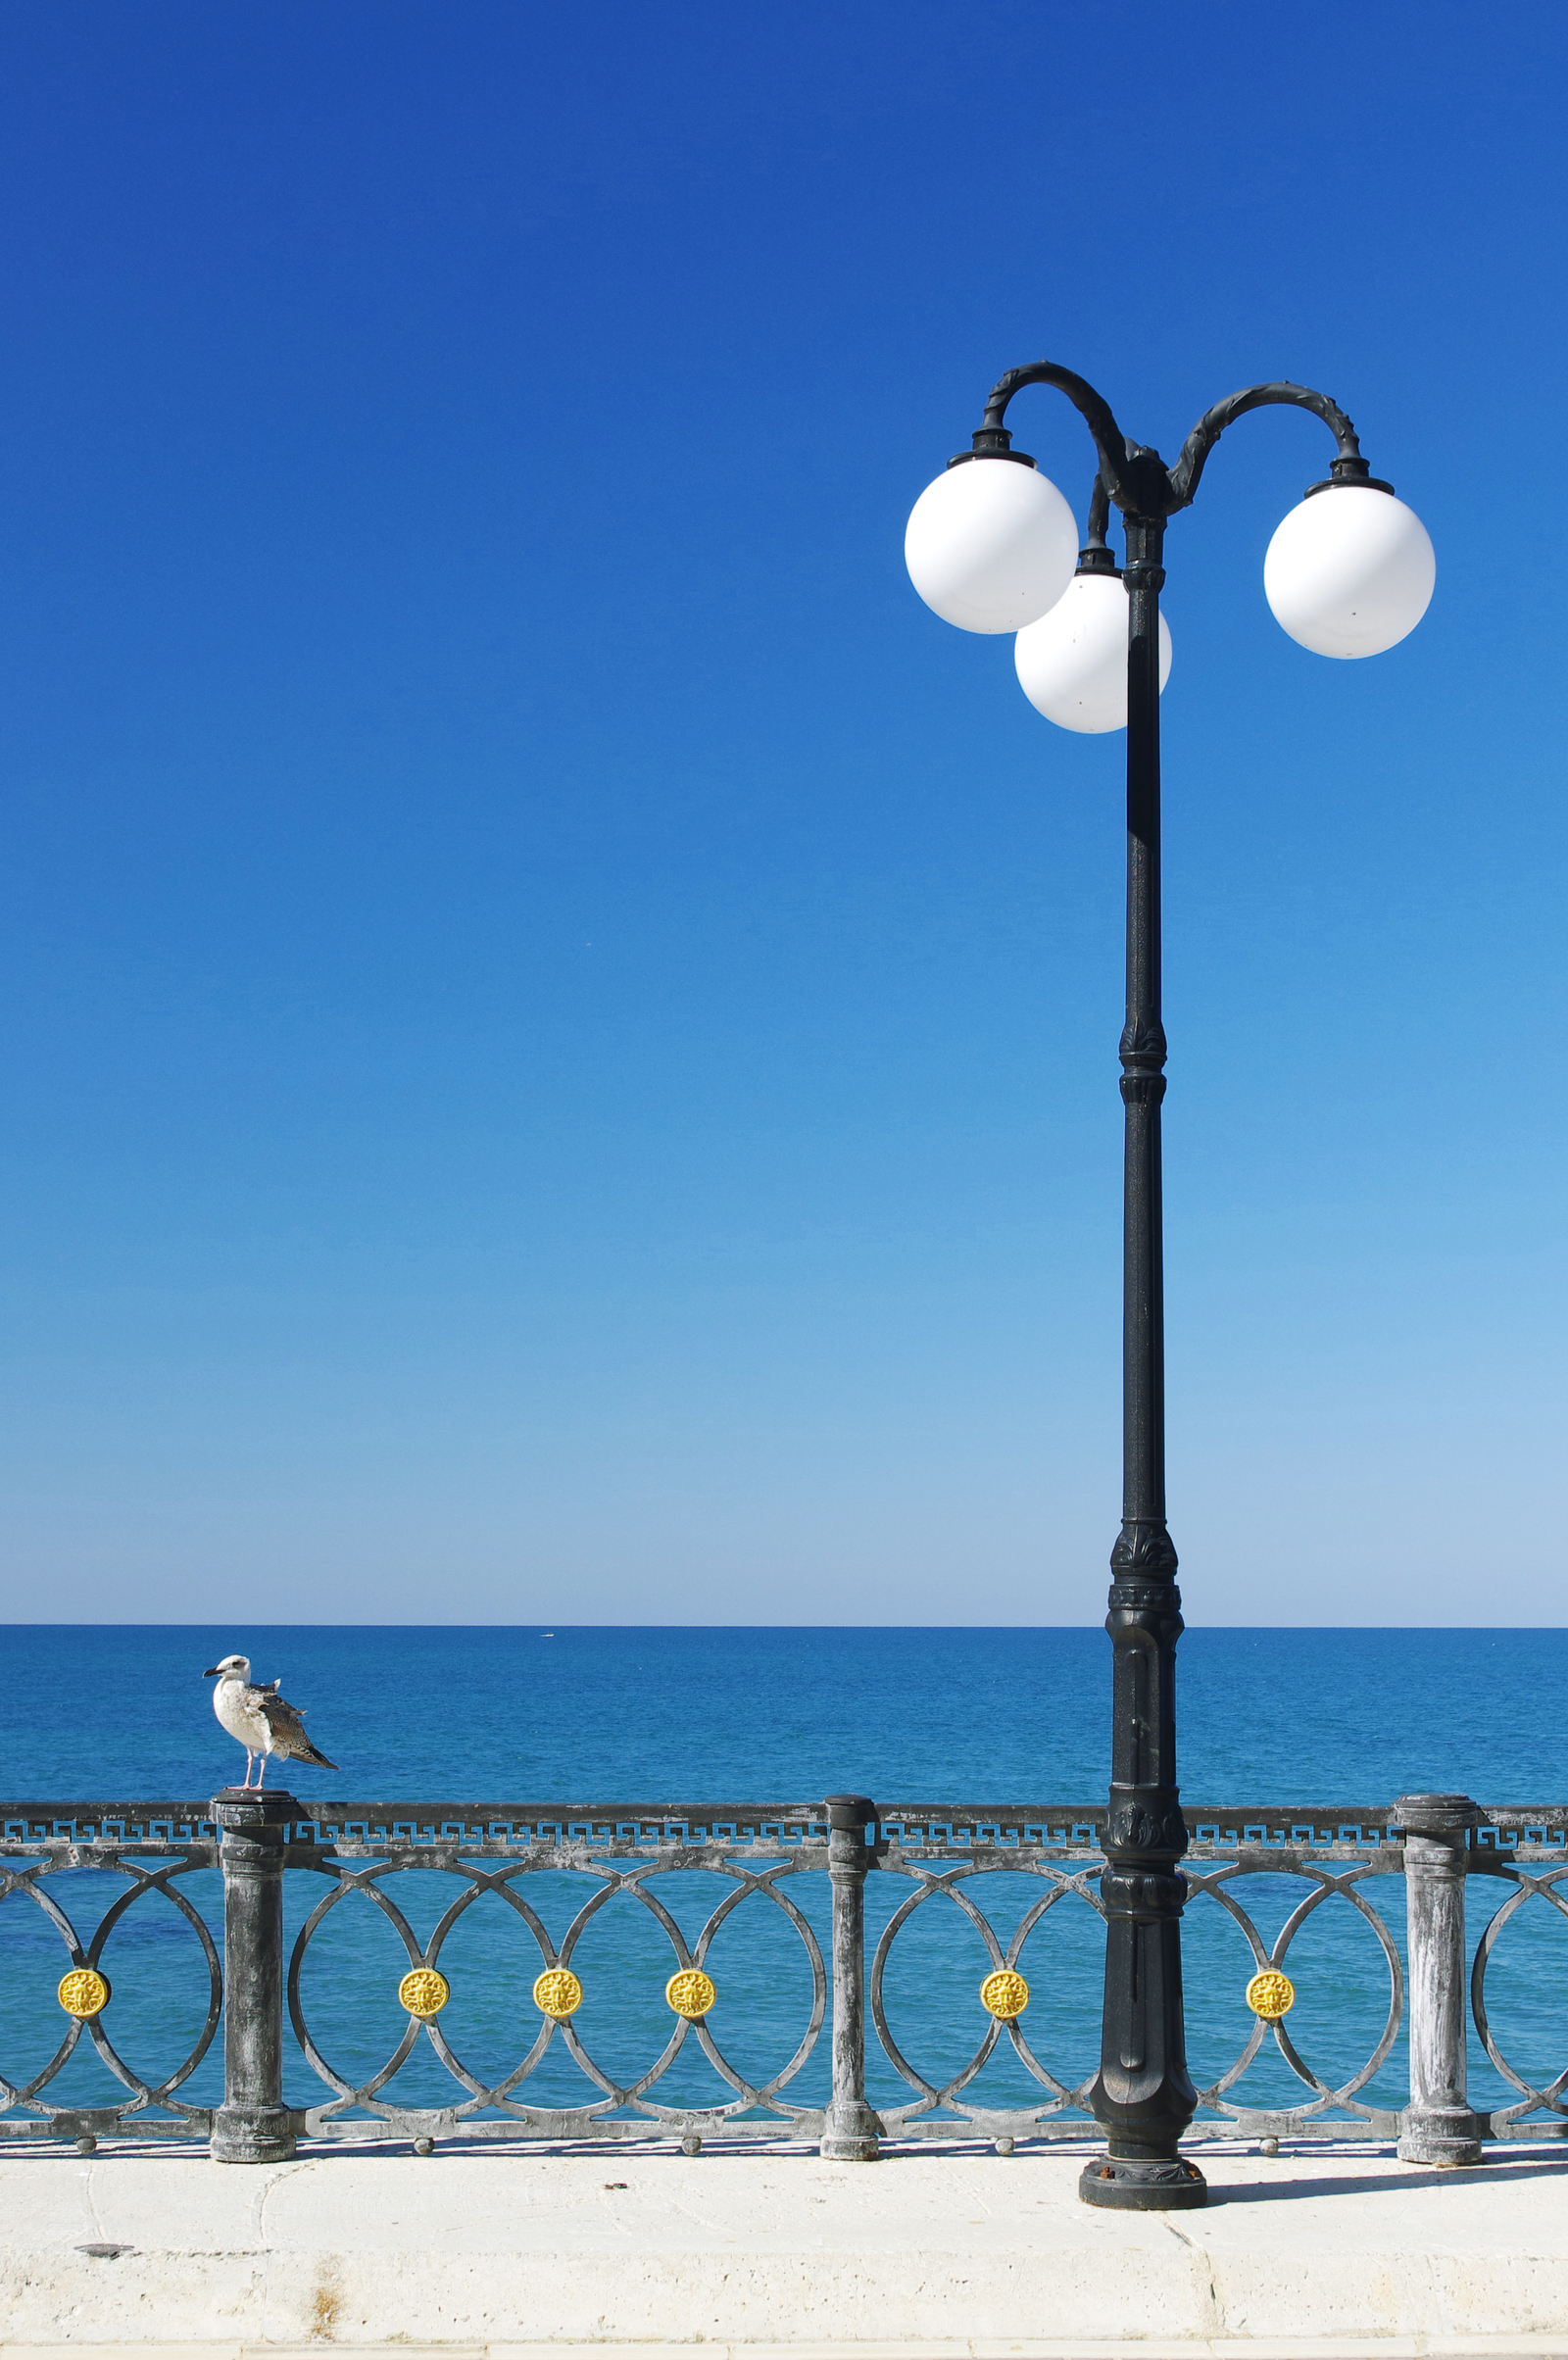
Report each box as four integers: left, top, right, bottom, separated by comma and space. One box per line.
1, 2140, 1566, 2353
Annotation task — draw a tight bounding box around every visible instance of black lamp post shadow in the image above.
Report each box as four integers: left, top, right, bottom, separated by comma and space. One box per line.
909, 363, 1431, 2211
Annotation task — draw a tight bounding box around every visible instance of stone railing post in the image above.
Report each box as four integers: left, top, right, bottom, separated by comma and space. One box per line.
819, 1794, 881, 2161
1396, 1791, 1483, 2166
211, 1789, 297, 2164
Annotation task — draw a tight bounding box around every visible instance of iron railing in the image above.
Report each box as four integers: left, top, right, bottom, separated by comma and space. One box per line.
2, 1791, 1564, 2160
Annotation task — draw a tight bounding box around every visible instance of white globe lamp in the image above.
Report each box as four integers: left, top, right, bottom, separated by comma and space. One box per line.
1264, 484, 1435, 659
905, 458, 1079, 635
1014, 571, 1173, 733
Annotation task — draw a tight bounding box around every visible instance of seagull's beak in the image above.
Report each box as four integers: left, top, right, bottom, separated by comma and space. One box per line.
203, 1666, 220, 1678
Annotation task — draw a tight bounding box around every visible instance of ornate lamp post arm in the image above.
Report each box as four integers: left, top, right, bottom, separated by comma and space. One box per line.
971, 361, 1132, 491
1169, 380, 1380, 504
972, 366, 1375, 513
967, 362, 1176, 522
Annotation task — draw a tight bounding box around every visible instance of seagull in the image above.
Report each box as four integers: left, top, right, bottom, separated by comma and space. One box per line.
204, 1652, 337, 1789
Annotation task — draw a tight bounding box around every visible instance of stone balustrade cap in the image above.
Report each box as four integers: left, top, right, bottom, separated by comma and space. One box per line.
1393, 1791, 1483, 1834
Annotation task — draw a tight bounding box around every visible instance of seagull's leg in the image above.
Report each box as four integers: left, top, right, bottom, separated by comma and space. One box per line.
242, 1752, 254, 1788
257, 1750, 269, 1791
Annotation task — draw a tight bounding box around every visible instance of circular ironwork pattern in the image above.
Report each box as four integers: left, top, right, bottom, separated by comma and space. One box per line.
272, 1820, 1428, 2147
980, 1969, 1029, 2020
15, 1812, 1537, 2154
869, 1850, 1407, 2140
1246, 1969, 1295, 2020
286, 1848, 827, 2138
0, 1846, 222, 2133
666, 1968, 716, 2018
399, 1967, 450, 2017
1471, 1861, 1568, 2127
533, 1967, 583, 2019
1183, 1859, 1403, 2124
58, 1967, 112, 2018
869, 1859, 1103, 2131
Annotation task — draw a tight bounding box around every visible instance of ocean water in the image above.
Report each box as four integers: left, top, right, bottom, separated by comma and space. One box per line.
3, 1625, 1565, 2140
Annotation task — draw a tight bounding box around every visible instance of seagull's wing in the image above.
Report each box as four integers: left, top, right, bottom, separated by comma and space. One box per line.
256, 1689, 338, 1770
227, 1683, 271, 1730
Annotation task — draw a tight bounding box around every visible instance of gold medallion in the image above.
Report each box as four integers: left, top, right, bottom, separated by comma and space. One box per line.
1246, 1969, 1296, 2021
58, 1967, 111, 2019
533, 1966, 583, 2020
665, 1968, 716, 2019
980, 1968, 1029, 2020
398, 1967, 450, 2018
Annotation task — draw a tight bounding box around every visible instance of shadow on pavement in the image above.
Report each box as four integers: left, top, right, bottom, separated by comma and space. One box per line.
1208, 2154, 1568, 2204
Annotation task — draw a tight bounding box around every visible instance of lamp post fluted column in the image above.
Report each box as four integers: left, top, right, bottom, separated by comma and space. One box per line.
1080, 506, 1205, 2209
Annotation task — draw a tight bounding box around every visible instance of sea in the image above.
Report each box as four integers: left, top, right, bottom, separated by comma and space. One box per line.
3, 1625, 1564, 2139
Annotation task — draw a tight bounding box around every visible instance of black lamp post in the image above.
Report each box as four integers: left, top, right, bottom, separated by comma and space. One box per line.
905, 362, 1433, 2211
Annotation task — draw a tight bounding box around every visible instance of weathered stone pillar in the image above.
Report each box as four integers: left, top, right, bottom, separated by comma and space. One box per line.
211, 1789, 297, 2164
1396, 1792, 1483, 2166
818, 1794, 881, 2160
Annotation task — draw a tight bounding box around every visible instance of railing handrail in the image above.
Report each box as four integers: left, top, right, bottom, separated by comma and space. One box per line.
23, 1796, 1101, 1824
7, 1795, 1567, 1836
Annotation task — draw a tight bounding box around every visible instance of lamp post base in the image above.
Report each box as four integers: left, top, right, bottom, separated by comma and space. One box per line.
1079, 2152, 1207, 2209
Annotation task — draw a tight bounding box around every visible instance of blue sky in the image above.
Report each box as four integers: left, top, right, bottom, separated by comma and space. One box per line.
0, 3, 1562, 1625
